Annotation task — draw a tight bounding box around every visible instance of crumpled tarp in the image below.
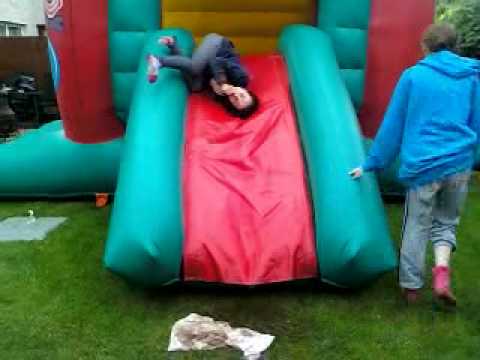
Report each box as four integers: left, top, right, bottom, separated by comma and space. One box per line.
168, 313, 275, 359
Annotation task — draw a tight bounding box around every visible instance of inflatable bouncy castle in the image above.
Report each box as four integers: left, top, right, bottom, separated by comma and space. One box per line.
0, 1, 436, 287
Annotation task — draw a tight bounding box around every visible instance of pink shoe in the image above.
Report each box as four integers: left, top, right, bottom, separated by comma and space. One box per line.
146, 54, 161, 83
402, 288, 420, 305
159, 36, 176, 47
432, 266, 457, 307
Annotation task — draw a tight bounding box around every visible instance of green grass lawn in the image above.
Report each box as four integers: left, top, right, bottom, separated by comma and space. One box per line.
1, 180, 480, 360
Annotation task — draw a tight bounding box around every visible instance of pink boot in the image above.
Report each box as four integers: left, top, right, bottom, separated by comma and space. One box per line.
432, 266, 456, 307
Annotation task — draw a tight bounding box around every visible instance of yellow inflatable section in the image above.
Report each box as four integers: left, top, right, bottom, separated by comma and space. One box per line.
162, 0, 316, 54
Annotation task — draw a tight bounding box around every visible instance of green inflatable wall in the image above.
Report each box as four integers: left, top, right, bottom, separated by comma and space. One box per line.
109, 0, 161, 121
317, 0, 371, 109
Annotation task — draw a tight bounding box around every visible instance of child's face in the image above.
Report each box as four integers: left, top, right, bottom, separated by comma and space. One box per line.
226, 87, 253, 110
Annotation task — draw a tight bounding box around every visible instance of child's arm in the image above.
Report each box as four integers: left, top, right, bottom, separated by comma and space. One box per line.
210, 79, 225, 96
209, 58, 229, 85
209, 58, 249, 88
362, 70, 412, 172
469, 76, 480, 147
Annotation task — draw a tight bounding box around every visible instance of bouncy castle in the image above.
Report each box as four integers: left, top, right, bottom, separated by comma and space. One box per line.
0, 0, 436, 287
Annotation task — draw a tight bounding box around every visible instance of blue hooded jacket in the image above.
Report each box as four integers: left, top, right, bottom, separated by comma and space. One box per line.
363, 50, 480, 188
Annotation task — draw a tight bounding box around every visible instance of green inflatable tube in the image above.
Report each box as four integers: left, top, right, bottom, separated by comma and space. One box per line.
0, 121, 122, 198
279, 25, 397, 288
104, 30, 194, 286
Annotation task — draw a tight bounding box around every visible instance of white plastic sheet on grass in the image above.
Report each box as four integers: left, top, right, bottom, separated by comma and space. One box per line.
168, 313, 275, 360
0, 217, 67, 241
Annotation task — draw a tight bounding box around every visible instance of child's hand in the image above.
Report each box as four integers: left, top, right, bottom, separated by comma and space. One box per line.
210, 79, 225, 96
220, 84, 234, 95
349, 167, 364, 180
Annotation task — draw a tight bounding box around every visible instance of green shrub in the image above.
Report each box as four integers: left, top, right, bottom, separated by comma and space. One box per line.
438, 0, 480, 59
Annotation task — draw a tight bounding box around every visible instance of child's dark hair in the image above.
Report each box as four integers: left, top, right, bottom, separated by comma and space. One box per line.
422, 23, 458, 53
215, 91, 260, 119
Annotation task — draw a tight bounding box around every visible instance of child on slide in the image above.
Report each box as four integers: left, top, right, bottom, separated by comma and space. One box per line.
350, 24, 480, 308
147, 33, 259, 119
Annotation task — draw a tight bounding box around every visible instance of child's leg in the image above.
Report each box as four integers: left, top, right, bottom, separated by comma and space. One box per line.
430, 171, 470, 306
148, 34, 223, 88
147, 37, 191, 84
431, 171, 470, 258
147, 54, 196, 86
160, 36, 182, 56
191, 33, 224, 75
399, 182, 438, 290
159, 56, 198, 89
160, 34, 222, 77
160, 56, 195, 75
185, 33, 224, 91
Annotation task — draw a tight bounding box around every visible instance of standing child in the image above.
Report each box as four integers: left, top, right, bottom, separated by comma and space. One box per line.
349, 24, 480, 307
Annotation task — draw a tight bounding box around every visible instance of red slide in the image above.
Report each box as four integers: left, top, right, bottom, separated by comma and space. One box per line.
182, 55, 317, 285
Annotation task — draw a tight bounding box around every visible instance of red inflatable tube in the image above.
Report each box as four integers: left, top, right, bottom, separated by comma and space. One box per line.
46, 0, 123, 143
